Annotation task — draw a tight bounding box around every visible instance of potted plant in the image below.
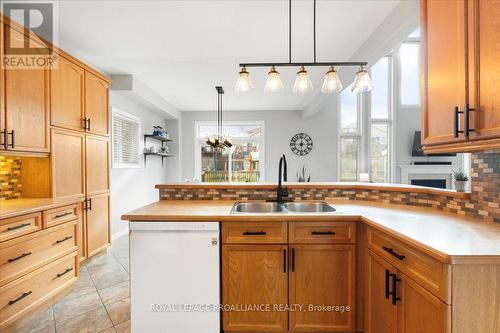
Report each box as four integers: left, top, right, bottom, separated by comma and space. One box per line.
453, 169, 469, 192
297, 165, 311, 182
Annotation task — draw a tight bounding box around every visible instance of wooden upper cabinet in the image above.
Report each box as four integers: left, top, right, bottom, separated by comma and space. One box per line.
51, 55, 85, 132
421, 0, 467, 147
86, 193, 110, 257
365, 251, 397, 333
3, 27, 49, 153
85, 135, 110, 196
0, 21, 5, 151
467, 0, 500, 141
223, 245, 288, 332
85, 72, 109, 136
289, 245, 355, 332
51, 129, 85, 199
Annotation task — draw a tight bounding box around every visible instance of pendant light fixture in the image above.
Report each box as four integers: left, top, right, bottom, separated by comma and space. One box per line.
235, 0, 371, 94
207, 86, 232, 150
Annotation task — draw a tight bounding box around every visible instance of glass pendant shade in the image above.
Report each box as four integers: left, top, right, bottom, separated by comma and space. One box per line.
321, 66, 343, 94
351, 66, 372, 93
235, 66, 253, 93
292, 66, 313, 94
264, 66, 284, 93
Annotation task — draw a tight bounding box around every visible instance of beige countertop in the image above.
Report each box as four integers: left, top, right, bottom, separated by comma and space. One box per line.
122, 200, 500, 264
0, 197, 84, 219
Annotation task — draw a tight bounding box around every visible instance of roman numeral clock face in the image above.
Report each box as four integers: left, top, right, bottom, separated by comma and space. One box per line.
290, 133, 313, 156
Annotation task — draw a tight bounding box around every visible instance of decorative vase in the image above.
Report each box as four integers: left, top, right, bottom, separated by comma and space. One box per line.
454, 180, 467, 192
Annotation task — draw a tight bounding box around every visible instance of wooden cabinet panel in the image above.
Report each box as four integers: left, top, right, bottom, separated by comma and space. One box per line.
468, 0, 500, 140
85, 72, 109, 136
421, 0, 467, 146
77, 202, 87, 262
222, 222, 287, 244
397, 272, 451, 333
289, 245, 355, 332
365, 250, 397, 333
86, 193, 110, 257
1, 21, 5, 150
222, 245, 288, 332
50, 55, 85, 132
0, 213, 42, 242
289, 222, 355, 244
85, 135, 110, 196
51, 129, 85, 199
42, 203, 79, 229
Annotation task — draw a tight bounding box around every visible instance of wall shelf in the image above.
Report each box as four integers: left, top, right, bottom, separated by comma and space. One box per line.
144, 134, 172, 147
143, 152, 174, 167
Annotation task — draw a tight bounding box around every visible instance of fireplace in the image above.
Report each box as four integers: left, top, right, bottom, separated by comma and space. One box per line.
399, 164, 455, 189
411, 179, 447, 189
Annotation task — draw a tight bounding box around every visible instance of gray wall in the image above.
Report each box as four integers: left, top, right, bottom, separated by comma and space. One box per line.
109, 92, 178, 237
180, 99, 338, 183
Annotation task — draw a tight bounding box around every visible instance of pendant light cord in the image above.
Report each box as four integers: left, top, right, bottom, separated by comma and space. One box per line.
313, 0, 316, 63
289, 0, 291, 64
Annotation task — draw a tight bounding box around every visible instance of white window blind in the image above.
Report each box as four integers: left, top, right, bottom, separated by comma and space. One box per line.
112, 109, 140, 168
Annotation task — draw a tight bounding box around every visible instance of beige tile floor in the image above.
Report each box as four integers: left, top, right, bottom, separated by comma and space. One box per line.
14, 236, 131, 333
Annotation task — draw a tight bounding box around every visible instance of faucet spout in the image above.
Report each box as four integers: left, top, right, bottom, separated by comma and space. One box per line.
276, 154, 291, 203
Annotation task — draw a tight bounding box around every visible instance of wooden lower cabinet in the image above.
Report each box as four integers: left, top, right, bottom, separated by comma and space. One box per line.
222, 244, 288, 332
289, 245, 355, 332
85, 193, 110, 257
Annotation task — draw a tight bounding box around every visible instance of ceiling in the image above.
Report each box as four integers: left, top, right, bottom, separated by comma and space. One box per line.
55, 0, 400, 112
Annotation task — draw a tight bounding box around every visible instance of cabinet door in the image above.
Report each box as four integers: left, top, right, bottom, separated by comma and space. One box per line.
223, 245, 288, 332
365, 250, 397, 333
4, 27, 49, 152
397, 272, 451, 333
85, 135, 109, 196
51, 55, 85, 132
289, 245, 356, 332
421, 0, 467, 146
1, 21, 5, 150
86, 193, 110, 257
51, 129, 86, 199
85, 72, 109, 136
468, 0, 500, 140
76, 201, 87, 262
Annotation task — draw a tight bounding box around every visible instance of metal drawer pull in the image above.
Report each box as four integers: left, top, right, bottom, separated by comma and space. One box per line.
54, 212, 73, 219
9, 291, 32, 305
382, 246, 406, 261
391, 274, 401, 305
8, 252, 32, 263
6, 223, 31, 232
56, 267, 73, 278
55, 236, 73, 244
242, 231, 266, 236
311, 231, 336, 235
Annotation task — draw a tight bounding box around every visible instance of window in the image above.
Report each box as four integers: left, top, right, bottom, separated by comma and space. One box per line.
338, 85, 361, 181
195, 121, 264, 182
400, 29, 420, 106
112, 108, 140, 168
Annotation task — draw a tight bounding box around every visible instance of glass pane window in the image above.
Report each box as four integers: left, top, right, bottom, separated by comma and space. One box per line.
340, 85, 359, 134
400, 43, 420, 105
370, 123, 389, 182
371, 57, 389, 119
340, 138, 359, 182
198, 124, 262, 139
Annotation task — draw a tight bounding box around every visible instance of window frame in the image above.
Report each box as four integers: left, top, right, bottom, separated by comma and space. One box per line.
397, 36, 421, 109
111, 107, 141, 169
194, 120, 265, 182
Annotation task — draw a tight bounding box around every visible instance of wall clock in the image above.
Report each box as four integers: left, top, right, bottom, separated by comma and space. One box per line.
290, 133, 313, 156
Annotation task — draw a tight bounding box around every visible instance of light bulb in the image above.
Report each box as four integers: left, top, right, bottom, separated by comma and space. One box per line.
321, 66, 343, 94
264, 66, 283, 93
292, 66, 313, 94
235, 66, 253, 93
351, 66, 372, 93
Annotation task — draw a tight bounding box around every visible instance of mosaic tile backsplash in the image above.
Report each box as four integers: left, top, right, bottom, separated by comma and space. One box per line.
0, 155, 22, 200
160, 150, 500, 223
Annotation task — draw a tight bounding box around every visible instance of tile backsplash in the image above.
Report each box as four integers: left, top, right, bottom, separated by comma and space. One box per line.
0, 155, 22, 200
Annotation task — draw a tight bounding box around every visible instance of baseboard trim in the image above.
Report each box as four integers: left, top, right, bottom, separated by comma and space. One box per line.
111, 228, 129, 241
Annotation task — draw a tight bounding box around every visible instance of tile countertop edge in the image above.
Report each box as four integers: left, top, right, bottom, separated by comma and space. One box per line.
154, 182, 471, 199
0, 197, 85, 219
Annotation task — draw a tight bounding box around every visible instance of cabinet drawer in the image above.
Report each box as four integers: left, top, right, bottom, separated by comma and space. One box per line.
0, 253, 78, 329
43, 204, 79, 228
0, 221, 77, 286
0, 213, 42, 242
222, 222, 287, 244
289, 221, 356, 244
367, 227, 451, 303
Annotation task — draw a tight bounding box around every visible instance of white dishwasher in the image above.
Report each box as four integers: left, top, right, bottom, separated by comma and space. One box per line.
129, 221, 220, 333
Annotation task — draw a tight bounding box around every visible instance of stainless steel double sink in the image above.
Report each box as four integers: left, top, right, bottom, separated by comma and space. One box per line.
231, 201, 336, 214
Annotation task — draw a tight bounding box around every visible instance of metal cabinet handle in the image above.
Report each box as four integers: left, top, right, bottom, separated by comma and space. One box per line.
283, 249, 287, 273
8, 252, 32, 263
291, 247, 295, 272
1, 130, 6, 149
382, 246, 406, 261
56, 267, 73, 278
54, 212, 73, 219
82, 118, 88, 130
87, 118, 91, 131
391, 274, 401, 305
242, 231, 266, 236
454, 106, 461, 138
55, 235, 73, 244
6, 223, 31, 232
7, 130, 15, 148
88, 198, 92, 211
9, 291, 32, 305
311, 231, 336, 235
464, 104, 475, 138
385, 269, 391, 299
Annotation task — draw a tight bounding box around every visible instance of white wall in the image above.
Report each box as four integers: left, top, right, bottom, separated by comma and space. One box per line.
109, 92, 179, 237
181, 97, 338, 183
